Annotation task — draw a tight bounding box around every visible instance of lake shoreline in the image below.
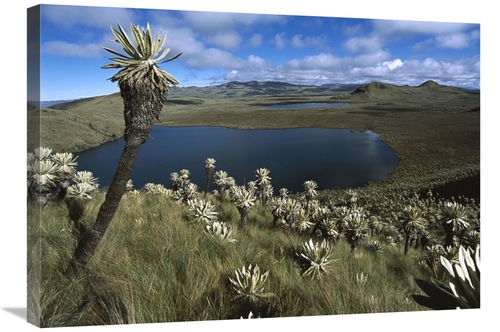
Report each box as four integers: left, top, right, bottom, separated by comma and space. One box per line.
34, 94, 480, 199
76, 126, 400, 193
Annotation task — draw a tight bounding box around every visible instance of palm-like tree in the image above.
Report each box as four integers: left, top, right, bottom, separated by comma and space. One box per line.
440, 202, 470, 247
230, 185, 257, 228
281, 197, 302, 228
71, 23, 182, 270
401, 205, 426, 255
332, 206, 350, 234
204, 158, 216, 195
344, 209, 370, 253
302, 180, 318, 210
255, 168, 271, 205
214, 170, 229, 201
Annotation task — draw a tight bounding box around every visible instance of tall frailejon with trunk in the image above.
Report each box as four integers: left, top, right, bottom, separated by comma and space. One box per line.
71, 23, 182, 270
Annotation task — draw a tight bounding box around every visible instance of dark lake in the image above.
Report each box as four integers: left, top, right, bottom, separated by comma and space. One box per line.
75, 126, 399, 194
265, 102, 349, 109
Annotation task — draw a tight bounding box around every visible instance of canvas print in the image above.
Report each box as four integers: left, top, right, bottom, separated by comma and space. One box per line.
27, 4, 480, 328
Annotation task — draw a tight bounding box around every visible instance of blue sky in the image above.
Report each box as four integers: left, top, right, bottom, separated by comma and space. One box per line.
33, 3, 480, 101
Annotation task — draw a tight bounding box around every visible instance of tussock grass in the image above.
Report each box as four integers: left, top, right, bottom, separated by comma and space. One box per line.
27, 188, 449, 327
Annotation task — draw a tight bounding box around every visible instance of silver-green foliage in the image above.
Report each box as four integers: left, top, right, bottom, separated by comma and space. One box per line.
28, 147, 84, 206
143, 183, 173, 198
297, 239, 337, 280
413, 245, 480, 309
101, 22, 182, 86
205, 221, 236, 243
229, 264, 274, 306
187, 198, 218, 224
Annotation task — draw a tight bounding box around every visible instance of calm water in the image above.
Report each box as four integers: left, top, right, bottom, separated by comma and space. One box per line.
75, 126, 399, 194
266, 102, 349, 109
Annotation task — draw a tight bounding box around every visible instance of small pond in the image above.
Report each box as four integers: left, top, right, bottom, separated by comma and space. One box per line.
75, 126, 399, 194
265, 102, 349, 109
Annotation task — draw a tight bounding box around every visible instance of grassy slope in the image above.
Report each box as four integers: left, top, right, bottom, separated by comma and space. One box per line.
27, 93, 124, 153
29, 191, 438, 326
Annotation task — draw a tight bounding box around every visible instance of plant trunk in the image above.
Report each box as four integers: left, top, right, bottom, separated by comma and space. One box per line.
404, 235, 410, 255
204, 171, 212, 195
70, 136, 143, 271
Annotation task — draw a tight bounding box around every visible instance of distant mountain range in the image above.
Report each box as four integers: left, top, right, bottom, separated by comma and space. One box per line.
29, 80, 479, 110
28, 99, 77, 109
166, 81, 360, 99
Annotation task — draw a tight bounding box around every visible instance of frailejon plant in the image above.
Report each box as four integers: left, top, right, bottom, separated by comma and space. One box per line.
422, 244, 458, 280
28, 148, 82, 206
344, 209, 370, 253
65, 171, 99, 238
412, 245, 480, 309
70, 22, 182, 271
311, 206, 339, 240
213, 170, 229, 201
28, 157, 60, 207
187, 198, 218, 224
51, 152, 79, 200
302, 180, 318, 210
293, 208, 315, 233
401, 205, 426, 255
204, 158, 216, 195
229, 185, 257, 228
296, 238, 337, 280
143, 183, 173, 198
228, 264, 274, 315
255, 168, 272, 205
205, 221, 236, 244
440, 202, 470, 247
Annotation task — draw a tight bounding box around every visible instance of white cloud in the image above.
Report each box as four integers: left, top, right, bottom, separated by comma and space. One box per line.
206, 31, 242, 50
161, 27, 205, 57
348, 50, 392, 67
373, 20, 471, 37
285, 53, 342, 70
435, 32, 474, 49
42, 41, 103, 57
42, 5, 135, 30
185, 48, 244, 69
343, 36, 383, 54
273, 32, 287, 48
248, 34, 263, 47
209, 52, 479, 88
181, 11, 262, 33
246, 55, 270, 69
291, 34, 329, 49
292, 34, 305, 48
382, 59, 404, 70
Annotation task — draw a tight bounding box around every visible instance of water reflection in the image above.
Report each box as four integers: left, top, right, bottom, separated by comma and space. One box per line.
76, 126, 399, 193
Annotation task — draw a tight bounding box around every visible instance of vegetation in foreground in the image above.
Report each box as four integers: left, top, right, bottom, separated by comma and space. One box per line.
27, 149, 480, 326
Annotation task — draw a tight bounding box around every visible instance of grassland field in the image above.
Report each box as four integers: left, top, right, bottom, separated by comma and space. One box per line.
28, 81, 480, 199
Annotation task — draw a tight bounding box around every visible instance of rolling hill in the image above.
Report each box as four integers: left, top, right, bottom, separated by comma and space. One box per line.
331, 80, 480, 103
